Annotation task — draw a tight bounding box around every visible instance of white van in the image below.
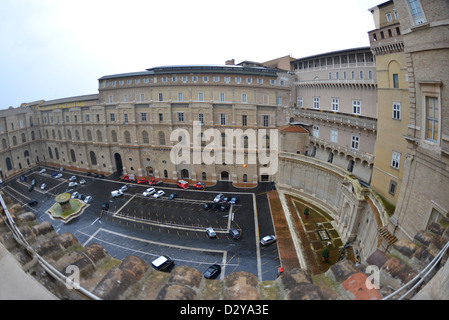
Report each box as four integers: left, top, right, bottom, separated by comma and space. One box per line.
111, 190, 123, 198
151, 255, 174, 272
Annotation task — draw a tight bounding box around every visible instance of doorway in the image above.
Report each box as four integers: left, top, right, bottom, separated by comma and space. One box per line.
114, 153, 123, 175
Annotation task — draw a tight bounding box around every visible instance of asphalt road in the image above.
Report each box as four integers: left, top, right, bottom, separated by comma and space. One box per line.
1, 166, 281, 281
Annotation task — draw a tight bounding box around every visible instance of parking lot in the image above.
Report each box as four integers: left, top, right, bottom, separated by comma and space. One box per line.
1, 165, 281, 281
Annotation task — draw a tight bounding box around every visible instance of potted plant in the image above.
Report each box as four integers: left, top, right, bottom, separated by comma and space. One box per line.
304, 207, 310, 219
321, 248, 330, 262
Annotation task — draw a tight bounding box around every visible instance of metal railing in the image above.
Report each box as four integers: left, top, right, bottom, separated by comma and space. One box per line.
382, 240, 449, 300
0, 194, 101, 300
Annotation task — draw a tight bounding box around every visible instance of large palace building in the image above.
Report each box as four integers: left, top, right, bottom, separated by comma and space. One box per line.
1, 0, 448, 268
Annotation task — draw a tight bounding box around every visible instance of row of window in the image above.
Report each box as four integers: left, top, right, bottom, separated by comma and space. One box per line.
327, 70, 374, 81
103, 76, 284, 88
298, 97, 364, 115
108, 92, 284, 105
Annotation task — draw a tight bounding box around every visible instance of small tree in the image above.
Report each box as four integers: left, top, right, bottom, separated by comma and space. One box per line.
304, 208, 310, 219
321, 248, 330, 262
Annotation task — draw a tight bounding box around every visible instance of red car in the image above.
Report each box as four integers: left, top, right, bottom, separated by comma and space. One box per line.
149, 178, 163, 186
177, 180, 189, 189
122, 174, 136, 183
137, 178, 149, 184
193, 182, 206, 190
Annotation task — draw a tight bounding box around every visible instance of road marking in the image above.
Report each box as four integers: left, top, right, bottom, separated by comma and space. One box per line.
253, 193, 262, 282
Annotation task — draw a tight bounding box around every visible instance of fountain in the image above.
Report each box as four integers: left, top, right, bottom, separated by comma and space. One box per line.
47, 193, 88, 223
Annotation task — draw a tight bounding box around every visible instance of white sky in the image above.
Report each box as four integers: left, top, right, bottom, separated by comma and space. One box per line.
0, 0, 382, 109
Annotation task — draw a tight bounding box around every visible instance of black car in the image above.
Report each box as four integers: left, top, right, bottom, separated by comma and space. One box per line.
27, 199, 38, 206
203, 203, 213, 210
203, 264, 221, 279
229, 228, 241, 240
220, 202, 230, 212
168, 193, 178, 200
101, 202, 110, 211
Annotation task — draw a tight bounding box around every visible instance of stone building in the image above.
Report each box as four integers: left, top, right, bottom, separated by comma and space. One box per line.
369, 0, 411, 206
290, 47, 378, 184
388, 0, 449, 240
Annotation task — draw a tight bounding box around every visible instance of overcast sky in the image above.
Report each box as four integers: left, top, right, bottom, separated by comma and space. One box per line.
0, 0, 382, 109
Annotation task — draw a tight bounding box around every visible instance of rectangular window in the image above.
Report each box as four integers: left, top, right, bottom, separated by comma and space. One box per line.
332, 98, 339, 112
85, 114, 90, 122
203, 76, 209, 82
124, 114, 128, 124
140, 93, 145, 102
213, 76, 220, 82
141, 113, 147, 121
312, 97, 320, 109
263, 115, 269, 127
426, 97, 439, 142
65, 115, 70, 123
393, 74, 399, 88
159, 113, 163, 122
297, 97, 303, 108
220, 114, 226, 125
242, 115, 247, 126
351, 135, 360, 150
198, 113, 204, 124
235, 77, 242, 84
219, 93, 225, 102
110, 113, 115, 122
178, 112, 185, 122
242, 93, 247, 103
408, 0, 426, 25
158, 93, 163, 101
313, 125, 319, 138
178, 92, 183, 102
391, 151, 401, 169
389, 180, 397, 195
393, 102, 401, 120
198, 92, 204, 102
109, 95, 113, 103
353, 100, 361, 115
124, 94, 128, 102
331, 129, 338, 143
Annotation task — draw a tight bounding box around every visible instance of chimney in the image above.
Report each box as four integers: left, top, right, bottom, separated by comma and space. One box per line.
225, 59, 235, 65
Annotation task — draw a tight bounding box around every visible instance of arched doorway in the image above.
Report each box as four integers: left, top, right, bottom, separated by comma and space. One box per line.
221, 171, 229, 180
181, 169, 189, 179
114, 153, 123, 175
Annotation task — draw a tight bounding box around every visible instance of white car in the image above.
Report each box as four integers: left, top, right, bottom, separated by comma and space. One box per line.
260, 235, 277, 246
40, 183, 46, 190
120, 185, 128, 192
68, 182, 78, 188
80, 179, 87, 185
214, 193, 224, 203
71, 192, 79, 199
153, 190, 165, 198
206, 227, 216, 238
39, 168, 46, 174
55, 173, 63, 179
143, 187, 156, 197
111, 190, 123, 198
84, 196, 93, 203
69, 176, 76, 182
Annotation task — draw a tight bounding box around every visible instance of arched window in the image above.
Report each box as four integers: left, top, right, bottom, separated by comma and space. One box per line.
164, 169, 168, 178
21, 133, 26, 143
52, 129, 55, 139
96, 130, 103, 142
90, 151, 97, 165
67, 129, 72, 140
24, 150, 30, 157
6, 157, 13, 171
70, 149, 76, 163
124, 131, 131, 144
158, 131, 165, 145
48, 147, 53, 159
75, 130, 80, 141
243, 135, 248, 149
111, 130, 118, 143
31, 131, 35, 141
55, 147, 59, 160
264, 135, 270, 149
243, 174, 247, 182
202, 172, 207, 180
45, 130, 49, 139
1, 139, 6, 149
142, 131, 149, 144
87, 130, 93, 141
12, 136, 17, 146
58, 130, 62, 140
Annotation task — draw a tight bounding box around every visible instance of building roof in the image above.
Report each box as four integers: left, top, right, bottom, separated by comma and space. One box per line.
279, 125, 309, 133
291, 46, 372, 63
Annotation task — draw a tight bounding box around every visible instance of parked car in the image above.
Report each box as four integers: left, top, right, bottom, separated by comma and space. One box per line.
193, 182, 206, 190
220, 203, 230, 212
203, 203, 213, 210
69, 176, 76, 182
206, 227, 216, 238
55, 173, 63, 179
68, 182, 78, 188
203, 264, 221, 279
149, 178, 163, 186
77, 193, 86, 200
80, 179, 87, 185
71, 191, 79, 199
40, 183, 46, 190
84, 196, 93, 203
98, 174, 105, 179
177, 180, 189, 189
168, 193, 178, 200
151, 255, 174, 272
119, 185, 128, 192
121, 174, 136, 182
153, 190, 165, 198
229, 228, 241, 240
31, 179, 36, 186
137, 178, 149, 184
230, 195, 240, 205
111, 190, 123, 198
51, 172, 59, 177
27, 199, 38, 206
101, 202, 109, 211
142, 187, 156, 197
214, 193, 224, 203
260, 235, 277, 246
39, 168, 46, 174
